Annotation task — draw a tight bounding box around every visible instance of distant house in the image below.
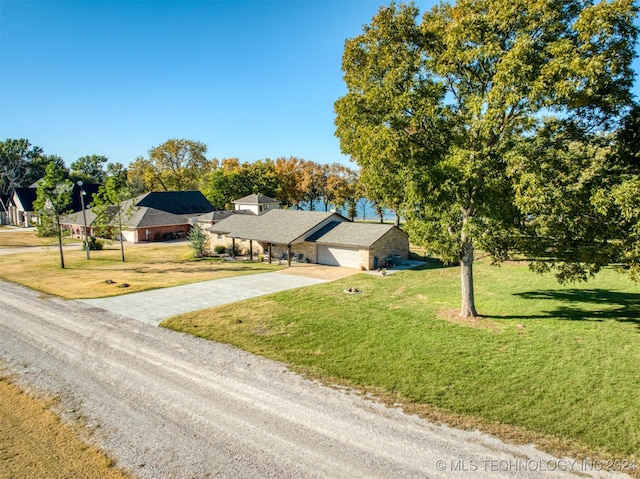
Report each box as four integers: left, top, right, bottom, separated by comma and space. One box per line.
8, 187, 38, 227
209, 208, 409, 270
233, 193, 280, 215
7, 183, 100, 228
62, 190, 215, 243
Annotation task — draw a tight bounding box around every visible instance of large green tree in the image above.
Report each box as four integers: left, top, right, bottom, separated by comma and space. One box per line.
33, 162, 73, 268
70, 155, 108, 184
201, 158, 280, 209
129, 139, 212, 192
335, 0, 637, 317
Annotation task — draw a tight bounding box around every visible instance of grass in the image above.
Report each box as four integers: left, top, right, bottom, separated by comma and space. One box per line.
0, 229, 80, 248
163, 259, 640, 471
0, 241, 284, 299
0, 374, 133, 479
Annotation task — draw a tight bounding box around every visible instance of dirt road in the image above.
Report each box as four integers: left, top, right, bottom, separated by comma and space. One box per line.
0, 279, 628, 479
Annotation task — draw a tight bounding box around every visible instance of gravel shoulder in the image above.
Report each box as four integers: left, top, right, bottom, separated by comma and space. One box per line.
0, 279, 630, 479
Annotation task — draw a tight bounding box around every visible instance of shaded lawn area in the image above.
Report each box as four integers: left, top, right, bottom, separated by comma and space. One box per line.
0, 244, 284, 299
163, 260, 640, 468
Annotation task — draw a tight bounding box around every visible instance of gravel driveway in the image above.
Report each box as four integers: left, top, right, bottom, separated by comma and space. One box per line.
0, 279, 630, 479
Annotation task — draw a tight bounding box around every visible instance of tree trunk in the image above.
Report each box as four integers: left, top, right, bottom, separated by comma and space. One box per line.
117, 209, 125, 262
460, 239, 478, 317
55, 215, 65, 269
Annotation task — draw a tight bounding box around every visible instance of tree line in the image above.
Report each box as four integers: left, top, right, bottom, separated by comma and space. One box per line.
1, 138, 369, 219
127, 140, 363, 216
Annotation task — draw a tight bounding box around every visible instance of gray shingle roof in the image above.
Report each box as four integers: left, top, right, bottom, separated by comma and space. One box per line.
233, 193, 280, 205
210, 209, 344, 244
61, 191, 214, 229
210, 209, 408, 247
307, 221, 401, 247
196, 210, 255, 222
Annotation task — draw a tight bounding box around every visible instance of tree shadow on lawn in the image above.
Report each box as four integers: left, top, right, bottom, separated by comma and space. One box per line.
490, 289, 640, 329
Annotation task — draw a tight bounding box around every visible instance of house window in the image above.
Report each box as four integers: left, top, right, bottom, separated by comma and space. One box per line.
217, 234, 223, 240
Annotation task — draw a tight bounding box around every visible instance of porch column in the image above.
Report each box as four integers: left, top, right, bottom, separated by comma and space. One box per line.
249, 240, 253, 261
232, 238, 236, 258
287, 244, 292, 267
268, 243, 272, 264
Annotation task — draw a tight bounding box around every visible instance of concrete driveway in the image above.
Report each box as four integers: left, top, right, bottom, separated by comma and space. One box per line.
77, 269, 343, 326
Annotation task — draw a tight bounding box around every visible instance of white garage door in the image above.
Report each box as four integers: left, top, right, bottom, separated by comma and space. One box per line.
317, 245, 360, 269
118, 230, 134, 243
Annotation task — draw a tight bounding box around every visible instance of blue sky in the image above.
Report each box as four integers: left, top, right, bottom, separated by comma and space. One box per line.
1, 0, 638, 169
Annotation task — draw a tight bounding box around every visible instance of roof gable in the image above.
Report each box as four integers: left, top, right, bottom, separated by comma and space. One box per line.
11, 188, 38, 211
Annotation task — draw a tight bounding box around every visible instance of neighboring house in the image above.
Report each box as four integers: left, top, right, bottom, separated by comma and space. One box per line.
7, 187, 38, 227
209, 208, 410, 270
7, 183, 100, 228
61, 190, 215, 243
233, 193, 280, 215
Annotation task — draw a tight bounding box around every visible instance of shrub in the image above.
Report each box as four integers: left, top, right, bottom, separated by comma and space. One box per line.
188, 224, 209, 258
81, 236, 104, 251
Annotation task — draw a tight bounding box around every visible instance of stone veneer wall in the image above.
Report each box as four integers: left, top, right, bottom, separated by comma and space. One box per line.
367, 228, 410, 270
266, 242, 316, 263
206, 234, 266, 255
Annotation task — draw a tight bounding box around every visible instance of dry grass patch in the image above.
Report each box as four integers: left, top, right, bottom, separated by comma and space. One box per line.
0, 243, 283, 299
0, 229, 80, 248
0, 375, 133, 479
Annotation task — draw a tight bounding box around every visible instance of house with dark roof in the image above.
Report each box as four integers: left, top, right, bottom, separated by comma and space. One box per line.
61, 190, 214, 243
209, 208, 409, 270
7, 187, 39, 227
7, 183, 100, 227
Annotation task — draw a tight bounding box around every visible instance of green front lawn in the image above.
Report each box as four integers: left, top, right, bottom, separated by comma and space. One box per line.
163, 260, 640, 468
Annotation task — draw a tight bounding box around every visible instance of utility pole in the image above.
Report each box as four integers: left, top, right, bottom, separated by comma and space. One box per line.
77, 181, 90, 260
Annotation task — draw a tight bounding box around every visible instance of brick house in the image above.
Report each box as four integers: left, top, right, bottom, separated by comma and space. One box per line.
61, 190, 214, 243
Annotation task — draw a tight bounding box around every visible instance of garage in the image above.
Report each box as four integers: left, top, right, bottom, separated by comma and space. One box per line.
317, 245, 360, 269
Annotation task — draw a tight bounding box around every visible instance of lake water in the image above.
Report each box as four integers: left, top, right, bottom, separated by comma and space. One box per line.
299, 199, 396, 222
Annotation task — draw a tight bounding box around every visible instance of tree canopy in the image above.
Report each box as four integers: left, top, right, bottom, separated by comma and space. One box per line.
70, 155, 108, 184
335, 0, 638, 317
128, 139, 213, 192
0, 139, 64, 195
